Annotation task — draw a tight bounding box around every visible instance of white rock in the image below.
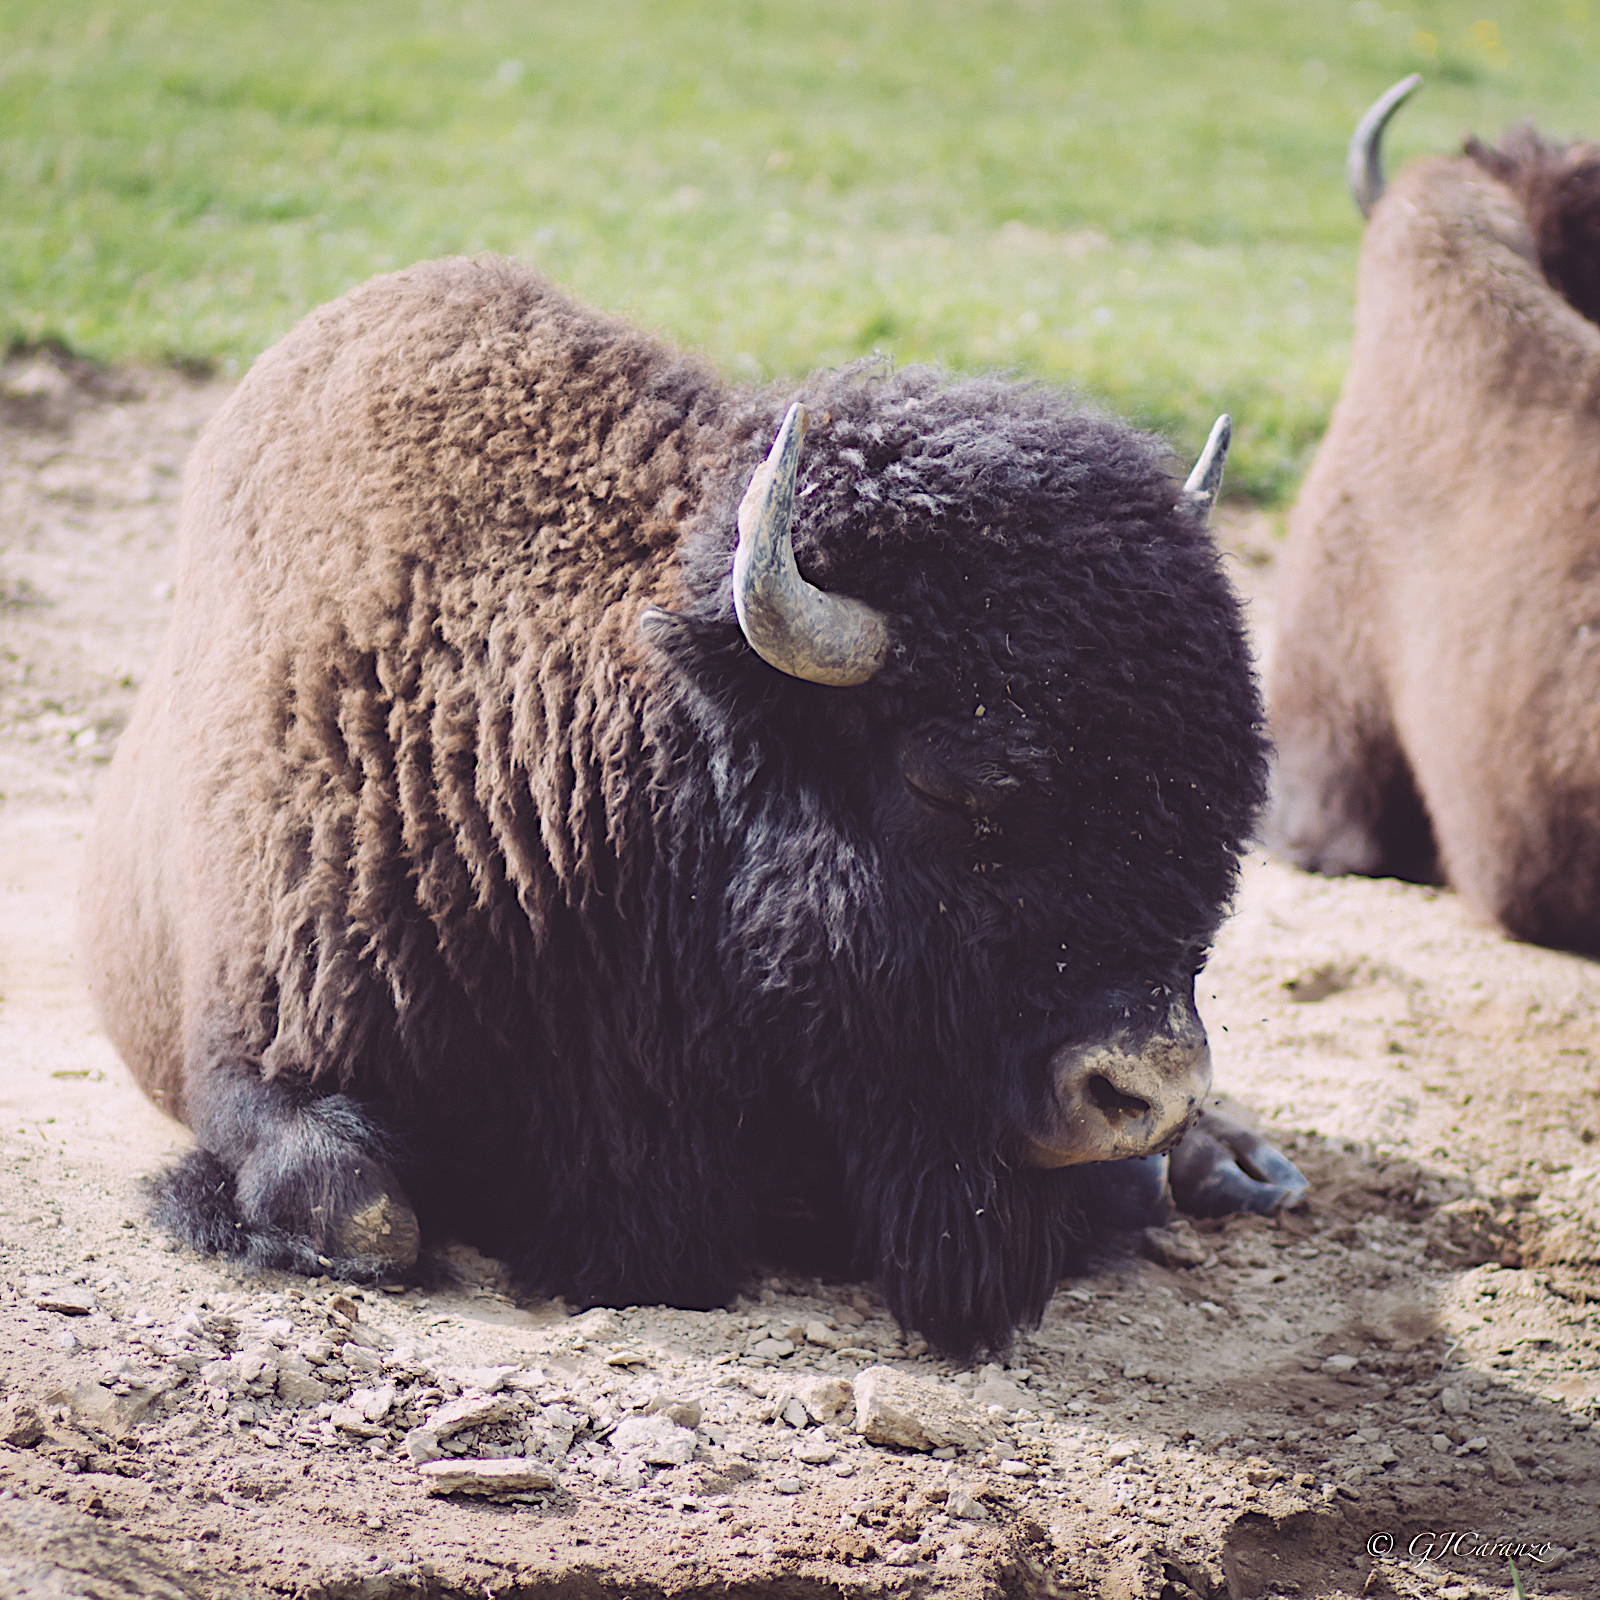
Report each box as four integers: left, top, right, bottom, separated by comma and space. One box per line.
611, 1413, 694, 1466
426, 1394, 518, 1439
277, 1370, 331, 1407
947, 1488, 991, 1521
350, 1383, 395, 1423
440, 1364, 518, 1393
749, 1337, 794, 1359
971, 1367, 1041, 1413
1439, 1386, 1471, 1416
789, 1376, 855, 1423
1321, 1354, 1359, 1374
804, 1321, 840, 1349
418, 1457, 558, 1498
852, 1366, 988, 1452
342, 1343, 383, 1373
794, 1438, 837, 1465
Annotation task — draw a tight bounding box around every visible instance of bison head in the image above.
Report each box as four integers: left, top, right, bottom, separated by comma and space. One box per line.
649, 371, 1265, 1351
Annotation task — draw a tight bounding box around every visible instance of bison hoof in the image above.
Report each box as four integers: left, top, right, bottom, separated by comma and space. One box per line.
326, 1190, 420, 1271
1168, 1107, 1308, 1219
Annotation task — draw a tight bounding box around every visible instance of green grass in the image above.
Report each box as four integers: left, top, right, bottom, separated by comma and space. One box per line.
4, 0, 1600, 499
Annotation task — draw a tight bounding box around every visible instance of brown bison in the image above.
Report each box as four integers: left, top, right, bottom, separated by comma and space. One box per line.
82, 256, 1301, 1357
1269, 78, 1600, 956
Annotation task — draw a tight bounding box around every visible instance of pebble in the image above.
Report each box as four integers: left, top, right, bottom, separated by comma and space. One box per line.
853, 1367, 988, 1453
793, 1439, 836, 1465
1438, 1386, 1471, 1417
773, 1476, 803, 1494
644, 1396, 703, 1429
30, 1284, 95, 1317
611, 1413, 695, 1466
426, 1394, 519, 1439
946, 1488, 991, 1521
0, 1399, 44, 1448
1487, 1442, 1524, 1484
417, 1457, 558, 1498
1321, 1355, 1358, 1374
749, 1338, 794, 1359
998, 1459, 1033, 1477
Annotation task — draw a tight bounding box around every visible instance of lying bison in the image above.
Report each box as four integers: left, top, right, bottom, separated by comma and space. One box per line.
83, 256, 1300, 1356
1270, 78, 1600, 956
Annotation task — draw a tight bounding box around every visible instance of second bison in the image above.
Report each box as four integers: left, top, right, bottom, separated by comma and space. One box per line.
1271, 79, 1600, 956
83, 256, 1292, 1357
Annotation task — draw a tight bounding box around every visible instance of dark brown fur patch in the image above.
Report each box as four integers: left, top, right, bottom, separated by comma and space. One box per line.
1466, 124, 1600, 327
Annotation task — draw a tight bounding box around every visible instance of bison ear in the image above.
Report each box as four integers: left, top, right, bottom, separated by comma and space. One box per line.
1180, 414, 1231, 527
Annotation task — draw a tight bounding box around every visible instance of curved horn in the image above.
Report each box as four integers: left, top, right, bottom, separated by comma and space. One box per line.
1182, 414, 1231, 526
732, 403, 890, 687
1348, 74, 1422, 218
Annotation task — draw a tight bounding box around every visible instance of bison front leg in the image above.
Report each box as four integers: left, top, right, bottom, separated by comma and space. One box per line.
1166, 1106, 1308, 1218
153, 1066, 419, 1280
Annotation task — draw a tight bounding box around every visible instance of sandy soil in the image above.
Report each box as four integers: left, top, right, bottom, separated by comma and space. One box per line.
1, 351, 1597, 1600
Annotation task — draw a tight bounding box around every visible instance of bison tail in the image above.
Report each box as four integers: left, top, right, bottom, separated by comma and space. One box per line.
146, 1148, 395, 1283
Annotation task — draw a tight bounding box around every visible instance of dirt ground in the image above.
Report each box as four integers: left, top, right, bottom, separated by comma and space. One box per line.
1, 351, 1597, 1600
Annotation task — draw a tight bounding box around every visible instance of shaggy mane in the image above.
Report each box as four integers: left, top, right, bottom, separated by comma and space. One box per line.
1466, 124, 1600, 328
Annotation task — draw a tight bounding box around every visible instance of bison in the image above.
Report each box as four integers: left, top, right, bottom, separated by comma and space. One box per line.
83, 256, 1300, 1357
1270, 77, 1600, 956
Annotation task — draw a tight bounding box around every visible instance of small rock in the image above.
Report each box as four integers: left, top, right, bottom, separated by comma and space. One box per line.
567, 1308, 618, 1342
644, 1396, 703, 1429
277, 1371, 331, 1407
405, 1429, 446, 1464
1105, 1443, 1139, 1466
1371, 1444, 1398, 1467
0, 1400, 45, 1448
793, 1439, 836, 1465
1321, 1355, 1358, 1374
790, 1376, 855, 1423
611, 1413, 695, 1466
342, 1343, 383, 1373
773, 1476, 803, 1494
350, 1384, 395, 1423
749, 1338, 794, 1359
805, 1320, 840, 1349
780, 1397, 810, 1429
441, 1364, 518, 1393
831, 1530, 877, 1563
946, 1488, 990, 1521
1487, 1442, 1524, 1484
1464, 1437, 1488, 1453
46, 1382, 160, 1439
418, 1457, 558, 1498
1438, 1385, 1471, 1417
426, 1394, 518, 1439
31, 1285, 95, 1317
331, 1405, 384, 1438
998, 1459, 1033, 1477
971, 1366, 1041, 1413
853, 1366, 988, 1453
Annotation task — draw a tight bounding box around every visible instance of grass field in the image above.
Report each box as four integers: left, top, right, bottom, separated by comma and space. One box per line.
3, 0, 1599, 500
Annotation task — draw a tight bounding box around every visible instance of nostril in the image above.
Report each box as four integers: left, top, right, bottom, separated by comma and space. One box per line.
1087, 1074, 1152, 1121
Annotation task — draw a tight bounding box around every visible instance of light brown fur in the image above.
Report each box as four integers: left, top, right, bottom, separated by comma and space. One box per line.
80, 257, 730, 1121
1268, 138, 1600, 954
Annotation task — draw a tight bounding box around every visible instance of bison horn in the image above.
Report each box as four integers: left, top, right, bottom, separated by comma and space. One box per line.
1348, 74, 1422, 218
1182, 414, 1231, 526
733, 403, 891, 686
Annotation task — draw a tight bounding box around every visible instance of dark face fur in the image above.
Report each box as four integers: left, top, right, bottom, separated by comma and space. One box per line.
649, 366, 1267, 1353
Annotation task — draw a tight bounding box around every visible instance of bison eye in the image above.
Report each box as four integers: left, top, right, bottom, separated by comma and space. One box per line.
902, 772, 971, 816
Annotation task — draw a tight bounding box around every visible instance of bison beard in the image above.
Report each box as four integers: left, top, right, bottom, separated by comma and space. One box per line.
83, 257, 1274, 1358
